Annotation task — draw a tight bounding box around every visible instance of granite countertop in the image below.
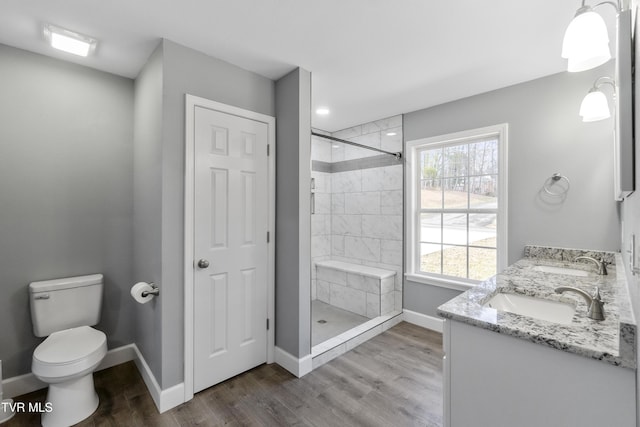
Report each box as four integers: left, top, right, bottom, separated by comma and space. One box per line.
437, 246, 636, 369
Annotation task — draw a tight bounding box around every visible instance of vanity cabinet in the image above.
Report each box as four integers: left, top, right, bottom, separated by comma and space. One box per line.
443, 319, 635, 427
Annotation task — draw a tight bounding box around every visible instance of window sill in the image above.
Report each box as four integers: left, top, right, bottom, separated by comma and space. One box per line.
404, 273, 476, 292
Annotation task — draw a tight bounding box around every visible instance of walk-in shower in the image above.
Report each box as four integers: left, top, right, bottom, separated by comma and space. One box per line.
310, 116, 404, 352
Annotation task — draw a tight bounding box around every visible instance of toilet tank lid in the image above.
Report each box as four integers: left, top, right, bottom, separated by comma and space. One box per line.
29, 274, 103, 293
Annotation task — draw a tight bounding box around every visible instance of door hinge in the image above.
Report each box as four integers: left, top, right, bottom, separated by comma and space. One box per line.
267, 231, 270, 243
267, 144, 270, 156
266, 318, 270, 330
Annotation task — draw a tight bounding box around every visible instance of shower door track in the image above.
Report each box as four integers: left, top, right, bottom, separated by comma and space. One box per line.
311, 131, 402, 160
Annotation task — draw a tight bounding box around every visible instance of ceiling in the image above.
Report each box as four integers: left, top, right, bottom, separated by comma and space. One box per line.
0, 0, 617, 132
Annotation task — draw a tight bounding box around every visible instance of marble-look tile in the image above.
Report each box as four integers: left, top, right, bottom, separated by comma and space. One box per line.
312, 235, 331, 257
332, 125, 362, 140
316, 280, 330, 303
330, 283, 366, 316
381, 292, 395, 315
331, 235, 345, 257
312, 342, 347, 369
381, 277, 395, 294
380, 190, 403, 215
332, 170, 362, 193
332, 214, 362, 236
347, 273, 379, 293
380, 127, 403, 153
314, 193, 331, 215
362, 165, 403, 191
311, 138, 332, 162
344, 236, 381, 262
311, 172, 331, 193
344, 145, 377, 161
345, 192, 380, 215
361, 115, 402, 134
311, 279, 317, 300
366, 292, 381, 318
311, 214, 330, 236
331, 193, 345, 214
381, 239, 403, 265
362, 215, 403, 240
394, 290, 403, 312
317, 266, 347, 285
345, 325, 384, 351
382, 312, 404, 331
331, 143, 345, 162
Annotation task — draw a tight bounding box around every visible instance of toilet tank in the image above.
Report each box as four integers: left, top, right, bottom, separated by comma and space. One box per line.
29, 274, 104, 337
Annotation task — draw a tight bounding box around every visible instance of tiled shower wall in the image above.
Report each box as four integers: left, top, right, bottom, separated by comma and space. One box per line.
311, 115, 403, 313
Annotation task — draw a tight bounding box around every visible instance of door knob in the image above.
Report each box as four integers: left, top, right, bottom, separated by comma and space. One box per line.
197, 259, 210, 269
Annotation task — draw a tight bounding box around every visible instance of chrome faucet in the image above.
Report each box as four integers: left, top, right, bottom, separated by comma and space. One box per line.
574, 256, 607, 275
554, 286, 605, 321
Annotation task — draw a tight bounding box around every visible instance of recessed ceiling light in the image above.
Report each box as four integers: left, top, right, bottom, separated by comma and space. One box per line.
386, 132, 397, 136
44, 24, 97, 57
316, 108, 330, 115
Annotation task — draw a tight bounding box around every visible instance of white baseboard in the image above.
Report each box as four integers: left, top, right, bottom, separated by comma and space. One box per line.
3, 344, 137, 399
274, 346, 312, 378
403, 309, 444, 333
2, 344, 184, 414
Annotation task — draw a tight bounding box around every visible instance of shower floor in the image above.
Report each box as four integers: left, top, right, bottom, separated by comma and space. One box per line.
311, 300, 369, 346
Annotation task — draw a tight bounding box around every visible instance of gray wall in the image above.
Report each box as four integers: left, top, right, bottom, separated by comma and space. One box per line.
275, 68, 312, 358
0, 44, 135, 378
133, 43, 164, 382
404, 65, 619, 316
133, 39, 276, 388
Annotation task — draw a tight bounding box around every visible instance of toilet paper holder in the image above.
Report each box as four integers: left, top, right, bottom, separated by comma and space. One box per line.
141, 283, 160, 298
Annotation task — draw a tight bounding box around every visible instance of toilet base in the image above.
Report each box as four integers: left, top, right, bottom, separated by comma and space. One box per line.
41, 374, 99, 427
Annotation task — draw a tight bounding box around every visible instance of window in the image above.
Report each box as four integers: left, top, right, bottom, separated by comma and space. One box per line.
405, 124, 508, 290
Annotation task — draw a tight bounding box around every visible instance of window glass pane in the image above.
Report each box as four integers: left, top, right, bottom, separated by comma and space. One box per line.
442, 245, 467, 278
469, 247, 497, 281
420, 213, 442, 243
469, 213, 496, 248
469, 175, 497, 209
443, 213, 467, 245
469, 139, 498, 175
443, 144, 468, 177
421, 178, 442, 209
420, 243, 441, 274
443, 178, 468, 209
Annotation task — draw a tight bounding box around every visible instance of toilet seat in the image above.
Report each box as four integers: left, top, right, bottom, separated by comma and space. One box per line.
32, 326, 107, 383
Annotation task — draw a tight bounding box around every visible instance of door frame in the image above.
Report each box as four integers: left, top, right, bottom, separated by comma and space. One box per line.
183, 94, 276, 401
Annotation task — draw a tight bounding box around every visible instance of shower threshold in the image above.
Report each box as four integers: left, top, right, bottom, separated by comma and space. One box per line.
311, 308, 403, 370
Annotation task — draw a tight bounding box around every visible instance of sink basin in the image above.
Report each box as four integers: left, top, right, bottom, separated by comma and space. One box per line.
531, 265, 589, 277
484, 293, 575, 325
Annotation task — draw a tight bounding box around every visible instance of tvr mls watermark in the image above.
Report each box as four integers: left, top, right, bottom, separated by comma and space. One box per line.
1, 401, 53, 413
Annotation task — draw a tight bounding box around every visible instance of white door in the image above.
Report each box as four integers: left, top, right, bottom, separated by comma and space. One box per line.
193, 105, 270, 393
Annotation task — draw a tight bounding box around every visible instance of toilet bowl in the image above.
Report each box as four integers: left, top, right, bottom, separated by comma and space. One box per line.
32, 326, 107, 427
29, 274, 106, 427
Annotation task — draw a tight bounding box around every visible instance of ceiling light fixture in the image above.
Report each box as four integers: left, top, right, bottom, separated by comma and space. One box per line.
579, 76, 615, 122
44, 24, 97, 57
561, 1, 621, 72
316, 108, 330, 115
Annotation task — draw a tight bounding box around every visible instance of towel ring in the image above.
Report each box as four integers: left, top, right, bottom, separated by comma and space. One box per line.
543, 173, 570, 196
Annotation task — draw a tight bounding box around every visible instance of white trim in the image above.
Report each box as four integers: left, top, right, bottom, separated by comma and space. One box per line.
274, 347, 313, 378
404, 123, 509, 283
405, 273, 474, 292
403, 309, 444, 333
183, 94, 276, 403
3, 344, 184, 414
132, 344, 184, 413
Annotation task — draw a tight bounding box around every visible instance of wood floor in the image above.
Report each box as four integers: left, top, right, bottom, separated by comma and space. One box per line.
7, 322, 443, 427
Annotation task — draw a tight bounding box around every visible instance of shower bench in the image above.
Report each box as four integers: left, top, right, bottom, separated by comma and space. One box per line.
315, 260, 396, 318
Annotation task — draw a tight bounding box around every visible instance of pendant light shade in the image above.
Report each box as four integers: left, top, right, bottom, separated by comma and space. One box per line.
579, 89, 611, 122
562, 8, 611, 72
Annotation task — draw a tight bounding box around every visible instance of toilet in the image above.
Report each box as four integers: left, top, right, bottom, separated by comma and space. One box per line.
29, 274, 107, 427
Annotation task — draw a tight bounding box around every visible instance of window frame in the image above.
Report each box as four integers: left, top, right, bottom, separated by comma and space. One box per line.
404, 124, 508, 291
